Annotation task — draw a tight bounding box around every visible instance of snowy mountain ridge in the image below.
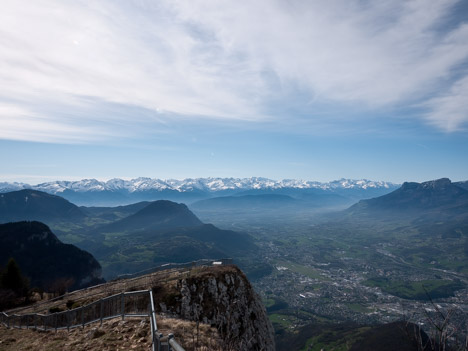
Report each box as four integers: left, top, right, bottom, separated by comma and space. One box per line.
0, 177, 397, 194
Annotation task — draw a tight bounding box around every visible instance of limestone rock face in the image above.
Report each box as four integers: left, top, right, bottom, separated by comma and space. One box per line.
157, 265, 275, 351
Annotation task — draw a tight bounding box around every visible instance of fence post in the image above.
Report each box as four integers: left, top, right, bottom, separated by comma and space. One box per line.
67, 310, 70, 332
149, 290, 161, 351
149, 314, 155, 351
121, 292, 125, 320
168, 333, 174, 351
100, 299, 103, 326
55, 313, 58, 333
81, 306, 84, 328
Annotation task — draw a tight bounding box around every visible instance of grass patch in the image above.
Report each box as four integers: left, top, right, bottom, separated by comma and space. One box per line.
263, 298, 276, 308
269, 313, 296, 328
275, 260, 330, 281
57, 233, 83, 244
298, 326, 372, 351
345, 303, 373, 313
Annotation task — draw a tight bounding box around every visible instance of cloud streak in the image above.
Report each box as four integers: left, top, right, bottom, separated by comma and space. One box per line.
0, 0, 467, 143
423, 75, 468, 132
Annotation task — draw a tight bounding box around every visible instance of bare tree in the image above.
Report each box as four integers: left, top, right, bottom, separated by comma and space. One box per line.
407, 286, 468, 351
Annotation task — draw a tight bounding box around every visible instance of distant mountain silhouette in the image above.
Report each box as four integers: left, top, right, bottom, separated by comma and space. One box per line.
236, 187, 389, 204
0, 189, 86, 223
348, 178, 468, 217
192, 194, 298, 210
0, 221, 103, 289
98, 200, 202, 232
192, 192, 355, 215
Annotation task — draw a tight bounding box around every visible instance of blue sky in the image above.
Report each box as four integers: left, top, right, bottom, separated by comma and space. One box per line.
1, 0, 467, 184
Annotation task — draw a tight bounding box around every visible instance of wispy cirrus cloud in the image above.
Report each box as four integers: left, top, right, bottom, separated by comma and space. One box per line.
423, 75, 468, 132
0, 0, 467, 143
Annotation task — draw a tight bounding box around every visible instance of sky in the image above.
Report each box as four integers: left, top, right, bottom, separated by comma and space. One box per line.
1, 0, 467, 184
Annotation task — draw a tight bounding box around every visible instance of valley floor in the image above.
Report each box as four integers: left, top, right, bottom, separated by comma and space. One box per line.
198, 214, 468, 350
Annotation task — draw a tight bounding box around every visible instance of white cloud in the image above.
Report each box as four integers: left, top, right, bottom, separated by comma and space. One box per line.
0, 103, 114, 143
0, 0, 467, 142
173, 0, 468, 105
423, 75, 468, 132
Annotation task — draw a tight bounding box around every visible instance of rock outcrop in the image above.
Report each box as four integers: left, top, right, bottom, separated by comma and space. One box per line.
154, 265, 275, 351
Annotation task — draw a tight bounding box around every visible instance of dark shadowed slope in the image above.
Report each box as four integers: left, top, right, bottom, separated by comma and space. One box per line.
149, 223, 257, 256
89, 200, 259, 278
348, 321, 432, 351
0, 221, 103, 289
98, 200, 202, 232
276, 321, 432, 351
0, 189, 86, 223
455, 180, 468, 191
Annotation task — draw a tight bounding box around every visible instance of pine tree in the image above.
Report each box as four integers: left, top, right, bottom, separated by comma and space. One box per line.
1, 258, 28, 294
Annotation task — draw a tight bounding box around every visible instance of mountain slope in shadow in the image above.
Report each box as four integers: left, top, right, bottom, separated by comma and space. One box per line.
97, 200, 202, 233
0, 189, 86, 223
347, 178, 468, 219
0, 221, 103, 289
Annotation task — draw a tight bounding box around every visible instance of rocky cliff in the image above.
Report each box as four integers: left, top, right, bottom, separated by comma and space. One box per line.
154, 265, 275, 351
0, 262, 273, 350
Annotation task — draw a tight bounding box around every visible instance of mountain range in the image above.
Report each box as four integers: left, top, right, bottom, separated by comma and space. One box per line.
1, 177, 467, 280
0, 189, 258, 279
0, 177, 399, 206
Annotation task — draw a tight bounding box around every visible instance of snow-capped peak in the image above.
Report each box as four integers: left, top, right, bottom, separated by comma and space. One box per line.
0, 177, 397, 195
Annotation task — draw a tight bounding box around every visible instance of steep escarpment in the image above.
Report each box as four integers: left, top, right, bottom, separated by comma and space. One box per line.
0, 221, 103, 290
153, 265, 275, 351
348, 178, 468, 216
